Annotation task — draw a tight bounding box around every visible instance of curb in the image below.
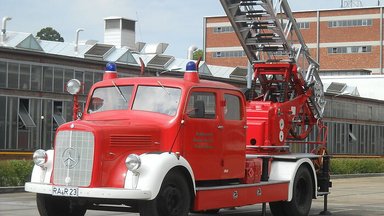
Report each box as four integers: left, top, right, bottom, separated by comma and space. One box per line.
331, 173, 384, 179
0, 186, 25, 194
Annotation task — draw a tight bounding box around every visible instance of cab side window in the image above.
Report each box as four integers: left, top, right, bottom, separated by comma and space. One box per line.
224, 94, 241, 120
187, 92, 216, 119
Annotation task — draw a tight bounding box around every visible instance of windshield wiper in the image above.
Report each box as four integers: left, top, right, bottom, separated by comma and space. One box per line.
112, 80, 127, 102
157, 81, 179, 104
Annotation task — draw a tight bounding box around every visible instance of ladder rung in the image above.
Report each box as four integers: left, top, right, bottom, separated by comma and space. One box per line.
258, 46, 286, 52
255, 33, 276, 37
240, 2, 260, 6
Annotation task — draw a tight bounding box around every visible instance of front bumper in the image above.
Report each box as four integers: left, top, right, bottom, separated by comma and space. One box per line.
25, 182, 152, 200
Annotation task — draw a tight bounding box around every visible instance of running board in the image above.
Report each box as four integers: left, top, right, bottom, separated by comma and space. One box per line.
194, 180, 289, 211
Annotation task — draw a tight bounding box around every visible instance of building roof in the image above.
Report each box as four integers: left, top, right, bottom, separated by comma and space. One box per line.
0, 31, 43, 51
5, 31, 384, 101
322, 75, 384, 100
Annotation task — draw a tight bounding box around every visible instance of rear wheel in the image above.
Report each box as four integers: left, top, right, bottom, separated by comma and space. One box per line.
36, 194, 86, 216
269, 165, 313, 216
139, 171, 191, 216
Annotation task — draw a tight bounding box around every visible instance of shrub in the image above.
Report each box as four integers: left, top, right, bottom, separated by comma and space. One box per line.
0, 160, 34, 187
331, 158, 384, 175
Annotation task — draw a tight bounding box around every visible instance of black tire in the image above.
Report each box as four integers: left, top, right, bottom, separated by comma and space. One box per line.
139, 171, 191, 216
269, 201, 286, 216
269, 165, 313, 216
36, 193, 86, 216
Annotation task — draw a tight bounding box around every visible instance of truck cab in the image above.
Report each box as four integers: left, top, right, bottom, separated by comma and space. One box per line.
25, 62, 247, 216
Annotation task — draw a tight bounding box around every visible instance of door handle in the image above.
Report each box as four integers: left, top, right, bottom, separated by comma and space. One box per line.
218, 125, 224, 129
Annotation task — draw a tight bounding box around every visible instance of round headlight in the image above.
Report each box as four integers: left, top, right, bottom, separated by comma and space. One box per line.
33, 149, 47, 167
125, 154, 141, 172
66, 79, 82, 95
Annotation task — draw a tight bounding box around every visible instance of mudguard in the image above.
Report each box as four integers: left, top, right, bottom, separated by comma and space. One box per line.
269, 158, 317, 201
30, 150, 54, 184
124, 152, 196, 200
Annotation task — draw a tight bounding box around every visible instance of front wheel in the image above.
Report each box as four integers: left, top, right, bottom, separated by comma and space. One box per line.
36, 194, 86, 216
269, 165, 313, 216
139, 171, 191, 216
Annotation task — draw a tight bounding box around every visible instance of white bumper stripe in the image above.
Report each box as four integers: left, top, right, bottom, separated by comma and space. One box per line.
25, 182, 152, 200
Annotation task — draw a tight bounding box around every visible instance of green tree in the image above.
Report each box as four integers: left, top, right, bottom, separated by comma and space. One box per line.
36, 27, 64, 42
193, 49, 204, 60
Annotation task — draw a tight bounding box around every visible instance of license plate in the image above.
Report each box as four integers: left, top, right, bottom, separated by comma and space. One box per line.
52, 186, 79, 197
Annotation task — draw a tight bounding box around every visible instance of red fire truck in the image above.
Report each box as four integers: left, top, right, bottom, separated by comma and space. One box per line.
25, 0, 331, 216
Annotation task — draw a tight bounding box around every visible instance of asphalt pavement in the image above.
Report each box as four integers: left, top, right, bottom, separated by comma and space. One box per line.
0, 176, 383, 216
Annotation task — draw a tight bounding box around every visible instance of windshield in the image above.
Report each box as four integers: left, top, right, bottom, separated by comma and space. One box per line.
88, 86, 133, 113
132, 85, 181, 116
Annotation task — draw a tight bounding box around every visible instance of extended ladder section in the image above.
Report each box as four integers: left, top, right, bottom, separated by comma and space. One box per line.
220, 0, 326, 119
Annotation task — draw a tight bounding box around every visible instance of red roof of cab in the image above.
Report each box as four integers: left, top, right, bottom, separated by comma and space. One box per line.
90, 76, 239, 91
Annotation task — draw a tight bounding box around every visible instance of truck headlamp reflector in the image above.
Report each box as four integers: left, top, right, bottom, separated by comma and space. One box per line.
125, 154, 141, 171
66, 79, 82, 95
33, 149, 47, 167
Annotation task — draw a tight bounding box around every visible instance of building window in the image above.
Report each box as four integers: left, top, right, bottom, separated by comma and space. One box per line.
84, 72, 94, 94
213, 51, 245, 58
31, 65, 42, 91
297, 22, 310, 29
43, 66, 53, 92
0, 61, 6, 88
328, 46, 372, 54
19, 64, 31, 90
0, 96, 6, 149
6, 97, 18, 149
328, 19, 372, 28
18, 99, 36, 128
8, 63, 19, 89
53, 101, 66, 131
213, 26, 234, 33
54, 68, 64, 93
18, 99, 36, 149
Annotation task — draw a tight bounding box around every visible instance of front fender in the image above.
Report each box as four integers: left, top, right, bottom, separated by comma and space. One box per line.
269, 158, 317, 201
124, 152, 196, 200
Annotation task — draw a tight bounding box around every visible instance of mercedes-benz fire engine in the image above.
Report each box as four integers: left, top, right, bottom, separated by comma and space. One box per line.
25, 0, 331, 216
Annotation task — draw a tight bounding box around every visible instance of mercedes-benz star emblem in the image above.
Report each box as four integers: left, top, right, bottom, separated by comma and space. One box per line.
62, 148, 80, 169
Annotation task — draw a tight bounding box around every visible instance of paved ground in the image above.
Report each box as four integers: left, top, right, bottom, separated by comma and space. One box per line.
0, 176, 383, 216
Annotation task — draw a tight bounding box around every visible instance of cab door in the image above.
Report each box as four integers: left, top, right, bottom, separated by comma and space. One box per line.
219, 91, 246, 179
182, 89, 223, 181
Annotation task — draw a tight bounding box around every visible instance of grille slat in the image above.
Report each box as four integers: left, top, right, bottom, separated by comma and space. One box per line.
53, 131, 94, 187
110, 135, 152, 147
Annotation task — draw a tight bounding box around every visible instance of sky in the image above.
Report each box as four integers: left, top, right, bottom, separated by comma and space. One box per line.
0, 0, 382, 58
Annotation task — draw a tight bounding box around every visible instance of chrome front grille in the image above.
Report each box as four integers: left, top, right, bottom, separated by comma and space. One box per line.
53, 130, 94, 187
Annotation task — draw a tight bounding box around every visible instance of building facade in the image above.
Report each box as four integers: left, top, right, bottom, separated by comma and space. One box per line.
204, 6, 384, 74
0, 15, 383, 157
0, 47, 141, 152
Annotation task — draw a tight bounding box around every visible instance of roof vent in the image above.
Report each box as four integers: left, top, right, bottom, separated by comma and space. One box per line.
326, 82, 347, 94
230, 67, 247, 80
141, 43, 169, 54
84, 43, 115, 60
104, 17, 136, 48
147, 54, 174, 69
